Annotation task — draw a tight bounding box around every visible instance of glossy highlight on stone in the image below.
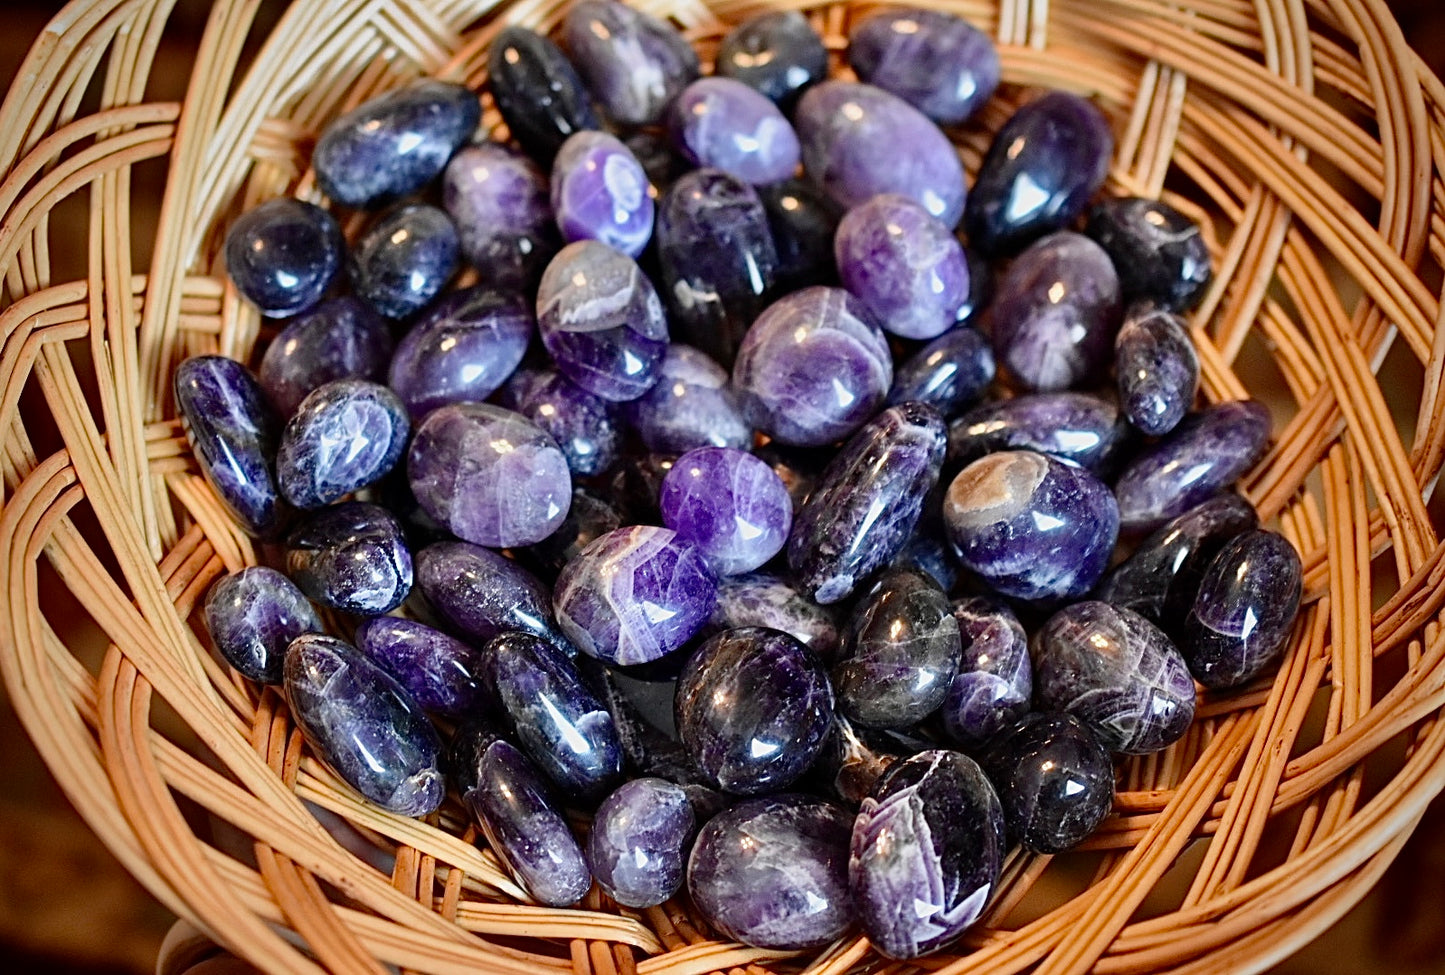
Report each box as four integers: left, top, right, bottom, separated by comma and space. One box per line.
620, 344, 751, 454
348, 203, 458, 319
715, 10, 828, 110
285, 502, 413, 614
203, 567, 321, 684
848, 8, 1000, 125
939, 596, 1032, 749
224, 198, 343, 318
517, 488, 625, 583
587, 778, 694, 908
416, 541, 573, 652
563, 0, 699, 126
706, 572, 840, 662
388, 286, 533, 418
760, 178, 841, 291
947, 392, 1129, 476
1182, 529, 1302, 689
276, 380, 409, 509
488, 26, 600, 163
668, 77, 800, 185
353, 616, 485, 717
888, 326, 995, 418
1115, 305, 1200, 436
1086, 197, 1212, 312
443, 144, 560, 291
981, 712, 1114, 853
504, 369, 619, 477
660, 447, 792, 576
551, 131, 655, 257
259, 297, 393, 418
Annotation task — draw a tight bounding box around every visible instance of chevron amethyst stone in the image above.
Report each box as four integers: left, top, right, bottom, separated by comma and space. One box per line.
947, 392, 1129, 476
353, 616, 486, 718
668, 77, 800, 185
563, 0, 699, 126
550, 131, 655, 257
285, 502, 412, 614
1114, 304, 1200, 436
939, 595, 1032, 749
388, 286, 533, 418
503, 368, 619, 477
224, 198, 343, 318
981, 712, 1114, 854
716, 10, 828, 110
348, 203, 458, 319
660, 447, 792, 576
276, 380, 409, 509
587, 777, 694, 908
848, 8, 1000, 125
706, 572, 841, 661
204, 567, 321, 685
888, 326, 995, 419
621, 344, 751, 454
443, 144, 560, 290
259, 297, 392, 417
415, 541, 574, 654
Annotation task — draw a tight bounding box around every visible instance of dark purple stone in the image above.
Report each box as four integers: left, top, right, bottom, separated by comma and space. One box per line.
688, 795, 853, 949
563, 0, 699, 127
715, 10, 828, 111
554, 526, 717, 666
516, 488, 625, 583
443, 144, 559, 291
964, 92, 1113, 254
947, 392, 1129, 476
259, 297, 393, 418
939, 596, 1032, 749
285, 502, 412, 614
174, 355, 281, 537
446, 714, 509, 792
796, 81, 967, 226
990, 231, 1121, 391
504, 369, 619, 477
353, 616, 485, 717
888, 327, 995, 419
660, 447, 792, 576
980, 712, 1114, 853
676, 627, 833, 794
806, 716, 909, 808
407, 402, 572, 548
622, 129, 687, 192
891, 528, 960, 594
284, 634, 443, 816
387, 286, 533, 418
1113, 399, 1271, 531
850, 750, 1005, 959
550, 131, 654, 258
348, 204, 458, 320
1115, 305, 1200, 436
203, 567, 320, 684
225, 198, 343, 318
656, 168, 778, 368
1085, 197, 1212, 312
759, 178, 842, 291
1034, 601, 1197, 754
602, 453, 677, 525
848, 8, 1000, 125
587, 778, 695, 908
536, 241, 668, 402
574, 655, 714, 790
488, 26, 600, 164
733, 287, 892, 448
943, 450, 1119, 602
788, 403, 947, 604
1181, 530, 1302, 689
276, 380, 409, 509
620, 344, 751, 454
706, 572, 840, 662
415, 541, 574, 654
668, 78, 800, 185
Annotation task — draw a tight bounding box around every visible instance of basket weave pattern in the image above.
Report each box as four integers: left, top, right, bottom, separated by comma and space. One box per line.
3, 0, 1445, 972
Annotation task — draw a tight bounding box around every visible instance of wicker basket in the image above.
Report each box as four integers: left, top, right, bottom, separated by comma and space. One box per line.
3, 0, 1445, 972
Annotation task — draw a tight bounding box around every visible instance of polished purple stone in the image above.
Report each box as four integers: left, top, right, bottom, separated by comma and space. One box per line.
563, 0, 698, 126
352, 616, 484, 717
788, 403, 947, 604
991, 232, 1122, 391
620, 344, 751, 454
285, 502, 412, 614
716, 10, 828, 111
1034, 601, 1197, 754
587, 777, 694, 908
623, 129, 687, 191
480, 631, 622, 800
733, 287, 892, 448
1181, 530, 1302, 689
965, 92, 1113, 254
1113, 399, 1271, 531
1086, 197, 1212, 312
836, 193, 970, 340
504, 368, 619, 477
388, 286, 533, 418
516, 488, 625, 583
408, 403, 571, 548
1115, 305, 1200, 436
688, 795, 853, 949
348, 204, 458, 319
554, 526, 717, 665
443, 144, 559, 291
888, 327, 994, 419
947, 392, 1130, 476
276, 380, 409, 509
939, 596, 1032, 749
284, 634, 443, 816
203, 567, 321, 684
225, 198, 343, 318
488, 26, 601, 164
550, 131, 654, 257
760, 178, 842, 291
980, 712, 1114, 854
668, 78, 800, 185
656, 169, 778, 368
943, 450, 1119, 602
259, 297, 392, 418
833, 569, 960, 729
464, 739, 591, 906
313, 80, 479, 209
796, 81, 967, 226
536, 241, 668, 402
706, 572, 840, 662
174, 355, 281, 537
660, 447, 792, 576
848, 8, 1000, 125
851, 750, 1005, 959
416, 541, 574, 653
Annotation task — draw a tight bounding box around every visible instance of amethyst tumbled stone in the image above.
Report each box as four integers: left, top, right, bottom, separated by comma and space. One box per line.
312, 80, 479, 209
939, 596, 1033, 749
203, 567, 321, 685
348, 204, 458, 320
388, 286, 532, 418
1181, 530, 1302, 689
408, 403, 571, 548
1115, 305, 1200, 436
660, 447, 792, 576
536, 241, 668, 402
848, 8, 1000, 125
851, 750, 1005, 959
503, 369, 619, 477
707, 572, 840, 662
621, 344, 751, 453
990, 231, 1122, 391
416, 541, 574, 653
888, 326, 995, 418
1086, 197, 1212, 312
550, 131, 655, 257
676, 627, 834, 794
259, 297, 392, 418
517, 488, 625, 583
487, 26, 600, 164
760, 178, 842, 291
554, 526, 717, 665
284, 634, 444, 816
587, 778, 695, 908
668, 77, 800, 185
354, 616, 485, 717
796, 81, 967, 226
285, 502, 412, 614
947, 392, 1129, 476
1113, 399, 1272, 531
276, 380, 409, 509
981, 712, 1114, 854
836, 193, 971, 340
224, 198, 343, 318
688, 795, 853, 949
443, 144, 560, 291
174, 355, 282, 537
563, 0, 699, 127
715, 11, 828, 111
733, 286, 892, 448
1034, 601, 1197, 754
943, 450, 1119, 602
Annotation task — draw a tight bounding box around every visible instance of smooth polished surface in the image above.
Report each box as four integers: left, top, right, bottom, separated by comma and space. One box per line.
563, 0, 699, 126
706, 572, 841, 661
659, 447, 792, 576
939, 595, 1032, 748
203, 567, 320, 685
443, 143, 560, 290
348, 203, 457, 319
259, 297, 392, 418
981, 712, 1114, 853
285, 502, 412, 614
888, 326, 995, 418
621, 343, 751, 453
1115, 305, 1200, 436
415, 541, 574, 652
587, 778, 694, 908
353, 616, 486, 717
388, 286, 533, 418
488, 26, 600, 162
669, 77, 800, 185
848, 8, 1000, 124
715, 10, 828, 110
947, 391, 1129, 476
550, 131, 655, 257
503, 368, 619, 477
224, 197, 343, 317
276, 380, 409, 509
1086, 197, 1212, 311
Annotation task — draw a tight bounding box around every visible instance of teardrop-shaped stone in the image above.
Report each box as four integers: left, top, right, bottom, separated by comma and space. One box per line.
1182, 529, 1302, 689
488, 26, 600, 163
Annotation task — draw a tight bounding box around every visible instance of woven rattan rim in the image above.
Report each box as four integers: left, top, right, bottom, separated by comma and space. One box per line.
3, 0, 1445, 972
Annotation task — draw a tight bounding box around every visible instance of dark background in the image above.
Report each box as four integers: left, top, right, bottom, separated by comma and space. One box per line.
1, 1, 1443, 972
